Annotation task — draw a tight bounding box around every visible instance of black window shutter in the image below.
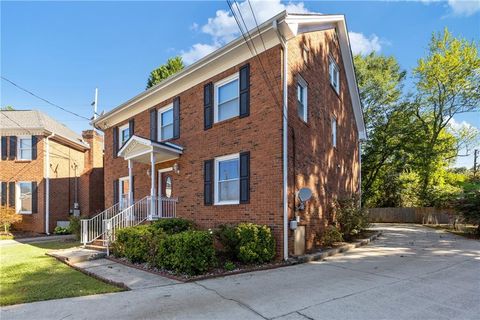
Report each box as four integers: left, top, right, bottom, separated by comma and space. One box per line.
112, 127, 118, 159
1, 182, 7, 206
204, 82, 213, 130
8, 181, 15, 208
129, 119, 135, 137
204, 159, 214, 205
32, 136, 38, 160
173, 96, 180, 139
239, 63, 250, 118
150, 109, 158, 141
32, 181, 38, 213
113, 179, 119, 204
131, 176, 135, 203
9, 136, 17, 160
1, 136, 7, 160
240, 151, 250, 203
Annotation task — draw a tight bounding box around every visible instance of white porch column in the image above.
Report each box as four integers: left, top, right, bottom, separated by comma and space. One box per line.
150, 152, 156, 219
128, 159, 133, 206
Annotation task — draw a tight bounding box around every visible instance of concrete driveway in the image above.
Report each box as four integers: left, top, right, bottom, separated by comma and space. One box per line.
2, 224, 479, 320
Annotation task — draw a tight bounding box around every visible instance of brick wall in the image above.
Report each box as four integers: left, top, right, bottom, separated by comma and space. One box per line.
103, 46, 286, 256
286, 30, 360, 253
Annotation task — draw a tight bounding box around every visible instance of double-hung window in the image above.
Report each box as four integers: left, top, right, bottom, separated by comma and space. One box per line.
215, 74, 239, 123
119, 124, 130, 147
18, 136, 32, 160
329, 57, 340, 94
158, 105, 173, 141
332, 117, 337, 148
214, 153, 239, 205
297, 77, 308, 122
17, 182, 32, 214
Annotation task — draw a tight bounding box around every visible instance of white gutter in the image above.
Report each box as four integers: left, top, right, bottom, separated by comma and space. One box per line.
273, 19, 289, 261
45, 133, 54, 235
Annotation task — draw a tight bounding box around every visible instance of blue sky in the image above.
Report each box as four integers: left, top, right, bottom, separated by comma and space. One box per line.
1, 0, 479, 167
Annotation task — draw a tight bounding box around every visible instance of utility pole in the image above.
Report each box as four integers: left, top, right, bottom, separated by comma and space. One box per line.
474, 149, 479, 178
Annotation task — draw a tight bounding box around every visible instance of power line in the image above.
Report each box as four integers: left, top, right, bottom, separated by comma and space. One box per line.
1, 76, 91, 121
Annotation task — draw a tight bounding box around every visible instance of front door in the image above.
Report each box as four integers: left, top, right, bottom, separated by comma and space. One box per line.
119, 177, 130, 209
158, 170, 174, 217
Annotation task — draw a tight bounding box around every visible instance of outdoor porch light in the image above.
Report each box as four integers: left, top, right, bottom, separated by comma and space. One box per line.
173, 162, 180, 174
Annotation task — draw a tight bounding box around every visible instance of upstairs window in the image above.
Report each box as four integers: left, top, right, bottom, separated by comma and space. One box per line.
18, 136, 32, 160
297, 77, 308, 122
215, 74, 239, 123
332, 117, 337, 148
215, 153, 240, 205
119, 124, 130, 147
329, 57, 340, 94
159, 105, 174, 141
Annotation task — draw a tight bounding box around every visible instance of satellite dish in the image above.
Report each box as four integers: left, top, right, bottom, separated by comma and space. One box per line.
298, 188, 312, 203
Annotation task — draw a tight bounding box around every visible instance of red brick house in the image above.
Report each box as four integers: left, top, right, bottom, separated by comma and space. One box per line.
0, 110, 104, 234
89, 12, 366, 259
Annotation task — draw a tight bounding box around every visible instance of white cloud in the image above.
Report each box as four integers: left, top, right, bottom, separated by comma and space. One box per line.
181, 0, 312, 64
447, 0, 480, 16
348, 32, 382, 55
448, 118, 476, 131
180, 43, 221, 65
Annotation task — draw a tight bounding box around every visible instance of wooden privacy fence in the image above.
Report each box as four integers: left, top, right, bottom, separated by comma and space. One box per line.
368, 207, 456, 224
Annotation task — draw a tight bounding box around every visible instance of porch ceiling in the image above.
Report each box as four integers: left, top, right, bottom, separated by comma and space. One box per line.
117, 135, 183, 164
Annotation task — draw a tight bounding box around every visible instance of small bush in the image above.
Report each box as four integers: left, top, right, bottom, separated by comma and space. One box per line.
216, 223, 276, 264
113, 225, 163, 263
224, 261, 236, 271
53, 226, 71, 235
151, 218, 194, 234
333, 195, 370, 240
321, 226, 343, 247
154, 230, 216, 276
69, 216, 81, 240
0, 206, 21, 233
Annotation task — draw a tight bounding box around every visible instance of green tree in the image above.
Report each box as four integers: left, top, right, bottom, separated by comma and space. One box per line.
146, 56, 184, 89
1, 106, 14, 110
411, 28, 480, 203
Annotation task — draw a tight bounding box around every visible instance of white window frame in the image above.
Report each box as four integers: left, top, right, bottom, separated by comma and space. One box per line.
214, 153, 240, 205
329, 56, 340, 94
332, 116, 337, 148
214, 73, 239, 123
297, 77, 308, 122
17, 135, 32, 161
119, 124, 130, 147
158, 104, 174, 141
16, 181, 32, 214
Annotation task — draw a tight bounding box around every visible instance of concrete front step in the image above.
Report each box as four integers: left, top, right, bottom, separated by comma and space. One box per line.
47, 247, 106, 264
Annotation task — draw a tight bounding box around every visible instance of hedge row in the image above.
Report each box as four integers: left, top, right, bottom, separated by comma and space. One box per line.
112, 218, 276, 276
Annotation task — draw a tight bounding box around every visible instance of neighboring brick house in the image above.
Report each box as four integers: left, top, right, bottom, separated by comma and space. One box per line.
0, 110, 104, 234
92, 12, 366, 259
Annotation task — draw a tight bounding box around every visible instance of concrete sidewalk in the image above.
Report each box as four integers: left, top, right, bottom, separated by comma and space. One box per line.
2, 224, 479, 320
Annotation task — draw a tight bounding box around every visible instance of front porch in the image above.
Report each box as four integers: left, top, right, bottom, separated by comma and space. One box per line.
117, 135, 183, 219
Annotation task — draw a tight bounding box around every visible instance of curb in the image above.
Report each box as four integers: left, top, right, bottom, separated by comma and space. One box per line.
288, 230, 383, 264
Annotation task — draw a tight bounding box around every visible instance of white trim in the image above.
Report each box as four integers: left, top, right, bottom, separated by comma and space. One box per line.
214, 153, 240, 205
158, 104, 174, 141
214, 73, 240, 123
118, 123, 130, 147
17, 135, 32, 161
16, 181, 32, 214
297, 76, 308, 122
332, 116, 337, 148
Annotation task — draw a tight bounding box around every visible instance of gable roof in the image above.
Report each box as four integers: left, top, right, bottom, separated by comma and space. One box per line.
93, 11, 366, 140
0, 110, 90, 149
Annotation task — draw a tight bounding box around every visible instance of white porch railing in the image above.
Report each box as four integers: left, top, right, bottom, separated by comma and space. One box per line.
152, 196, 178, 219
80, 202, 122, 246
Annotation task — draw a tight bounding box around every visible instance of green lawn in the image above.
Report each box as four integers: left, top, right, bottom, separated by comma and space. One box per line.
0, 240, 122, 306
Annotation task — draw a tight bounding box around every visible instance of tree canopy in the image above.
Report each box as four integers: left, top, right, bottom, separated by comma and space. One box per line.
146, 56, 184, 89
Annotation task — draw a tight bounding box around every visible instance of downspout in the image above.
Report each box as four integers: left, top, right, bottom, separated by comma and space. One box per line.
273, 20, 289, 261
45, 133, 54, 235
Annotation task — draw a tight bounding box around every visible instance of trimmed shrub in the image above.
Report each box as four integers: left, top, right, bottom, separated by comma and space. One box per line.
321, 226, 343, 247
216, 223, 276, 264
151, 218, 194, 234
224, 261, 236, 271
112, 225, 164, 263
154, 230, 216, 276
53, 226, 71, 235
69, 216, 81, 240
